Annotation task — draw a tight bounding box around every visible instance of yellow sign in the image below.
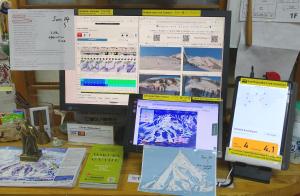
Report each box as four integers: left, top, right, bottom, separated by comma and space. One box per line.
143, 94, 191, 102
228, 148, 282, 163
240, 78, 288, 88
78, 9, 113, 16
0, 86, 13, 92
232, 137, 279, 155
192, 97, 222, 102
142, 9, 201, 17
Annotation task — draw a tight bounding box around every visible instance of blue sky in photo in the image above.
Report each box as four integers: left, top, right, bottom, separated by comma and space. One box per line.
140, 47, 181, 57
184, 48, 222, 60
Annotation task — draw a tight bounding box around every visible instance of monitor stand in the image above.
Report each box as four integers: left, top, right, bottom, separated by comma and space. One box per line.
233, 162, 272, 183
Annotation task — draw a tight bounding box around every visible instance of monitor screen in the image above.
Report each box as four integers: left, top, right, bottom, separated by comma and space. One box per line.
60, 9, 230, 111
225, 77, 297, 170
125, 94, 223, 157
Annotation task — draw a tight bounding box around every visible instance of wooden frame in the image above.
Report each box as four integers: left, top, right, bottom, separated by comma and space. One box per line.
17, 0, 227, 10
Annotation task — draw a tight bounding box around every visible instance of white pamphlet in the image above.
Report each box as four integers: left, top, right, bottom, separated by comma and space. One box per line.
67, 123, 114, 144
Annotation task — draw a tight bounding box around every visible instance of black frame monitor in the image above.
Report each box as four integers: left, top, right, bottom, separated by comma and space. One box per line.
124, 94, 223, 158
225, 77, 297, 172
60, 9, 231, 113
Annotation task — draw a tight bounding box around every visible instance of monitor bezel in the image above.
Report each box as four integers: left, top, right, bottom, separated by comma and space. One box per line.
225, 76, 297, 170
60, 9, 231, 114
124, 93, 224, 158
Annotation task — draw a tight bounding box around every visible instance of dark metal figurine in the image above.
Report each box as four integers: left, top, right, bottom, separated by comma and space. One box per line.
17, 121, 42, 162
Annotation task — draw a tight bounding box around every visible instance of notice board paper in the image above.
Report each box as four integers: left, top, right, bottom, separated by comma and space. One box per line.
235, 29, 299, 80
227, 0, 244, 48
251, 22, 300, 50
8, 9, 75, 70
240, 0, 300, 22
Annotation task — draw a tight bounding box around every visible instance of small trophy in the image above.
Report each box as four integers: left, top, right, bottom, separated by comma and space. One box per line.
18, 121, 42, 162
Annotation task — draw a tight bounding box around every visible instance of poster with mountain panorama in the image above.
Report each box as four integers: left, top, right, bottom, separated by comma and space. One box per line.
139, 146, 216, 196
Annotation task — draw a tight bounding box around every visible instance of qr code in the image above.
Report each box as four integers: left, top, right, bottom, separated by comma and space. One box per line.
153, 34, 160, 41
211, 35, 218, 43
183, 35, 190, 42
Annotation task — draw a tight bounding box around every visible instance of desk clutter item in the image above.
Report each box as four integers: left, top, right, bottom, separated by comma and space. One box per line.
0, 85, 16, 113
0, 147, 86, 187
79, 144, 123, 189
0, 110, 24, 142
290, 101, 300, 164
139, 145, 216, 196
0, 121, 20, 142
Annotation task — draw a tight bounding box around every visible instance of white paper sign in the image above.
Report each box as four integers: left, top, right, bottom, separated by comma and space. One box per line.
235, 28, 299, 80
8, 9, 75, 70
240, 0, 300, 22
67, 123, 114, 144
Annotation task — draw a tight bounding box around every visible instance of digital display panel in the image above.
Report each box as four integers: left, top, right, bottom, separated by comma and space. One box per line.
65, 14, 226, 106
226, 78, 292, 170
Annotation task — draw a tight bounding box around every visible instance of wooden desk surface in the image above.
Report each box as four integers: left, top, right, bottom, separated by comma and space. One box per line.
1, 141, 300, 196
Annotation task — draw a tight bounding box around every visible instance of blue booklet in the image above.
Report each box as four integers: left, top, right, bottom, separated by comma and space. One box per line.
139, 145, 216, 196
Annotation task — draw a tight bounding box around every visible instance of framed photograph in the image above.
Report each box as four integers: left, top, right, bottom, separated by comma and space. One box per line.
29, 106, 51, 137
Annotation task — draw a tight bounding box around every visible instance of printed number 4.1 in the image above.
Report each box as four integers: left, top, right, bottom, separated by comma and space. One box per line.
264, 145, 275, 153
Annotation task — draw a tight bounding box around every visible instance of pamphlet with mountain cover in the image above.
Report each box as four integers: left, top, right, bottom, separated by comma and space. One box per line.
79, 144, 124, 189
139, 145, 216, 196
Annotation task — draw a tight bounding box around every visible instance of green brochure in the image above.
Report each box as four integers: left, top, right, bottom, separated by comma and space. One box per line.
79, 144, 124, 189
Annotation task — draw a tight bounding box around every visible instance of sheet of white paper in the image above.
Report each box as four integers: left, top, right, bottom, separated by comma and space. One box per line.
0, 86, 16, 113
228, 0, 300, 50
227, 0, 244, 48
252, 22, 300, 50
67, 123, 114, 144
240, 0, 300, 22
235, 28, 299, 80
8, 9, 75, 70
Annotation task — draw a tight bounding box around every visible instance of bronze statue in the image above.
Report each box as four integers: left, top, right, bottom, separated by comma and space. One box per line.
17, 120, 42, 162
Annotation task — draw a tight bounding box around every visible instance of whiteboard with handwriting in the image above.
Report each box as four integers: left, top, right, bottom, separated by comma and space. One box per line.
8, 9, 75, 70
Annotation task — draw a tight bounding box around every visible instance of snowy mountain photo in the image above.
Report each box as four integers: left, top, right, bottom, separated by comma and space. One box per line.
139, 146, 216, 196
140, 47, 181, 71
183, 48, 223, 72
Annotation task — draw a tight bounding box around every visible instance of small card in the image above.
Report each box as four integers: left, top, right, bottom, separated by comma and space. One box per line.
127, 174, 140, 183
67, 123, 114, 144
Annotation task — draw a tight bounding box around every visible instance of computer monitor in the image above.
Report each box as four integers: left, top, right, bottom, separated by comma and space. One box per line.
225, 77, 297, 182
124, 94, 223, 157
60, 9, 231, 113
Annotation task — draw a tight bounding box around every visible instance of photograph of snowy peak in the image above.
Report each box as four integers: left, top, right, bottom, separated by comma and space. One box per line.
137, 108, 197, 147
183, 48, 223, 72
139, 146, 216, 196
